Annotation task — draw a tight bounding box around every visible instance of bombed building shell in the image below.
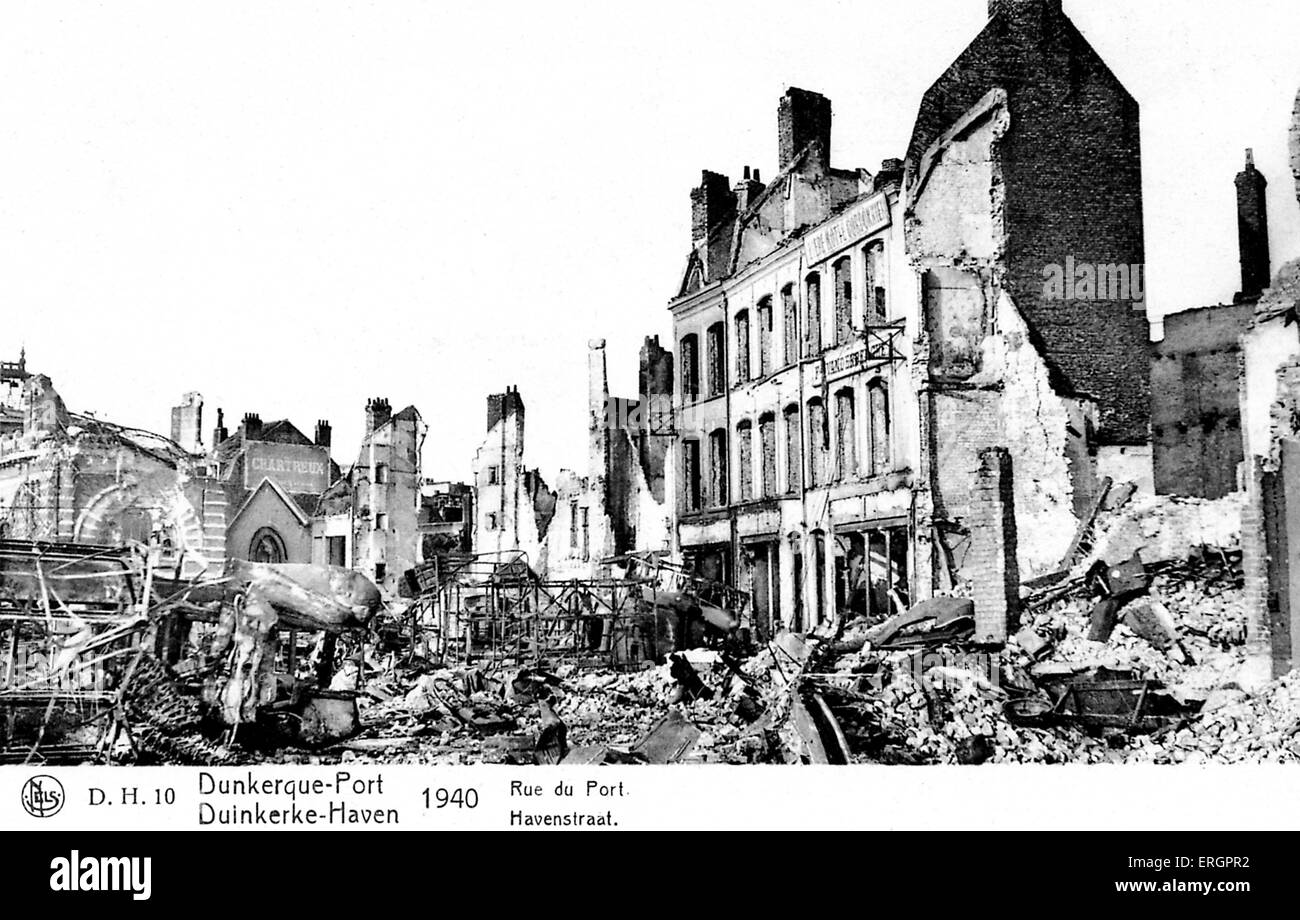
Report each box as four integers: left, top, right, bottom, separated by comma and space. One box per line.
669, 0, 1152, 644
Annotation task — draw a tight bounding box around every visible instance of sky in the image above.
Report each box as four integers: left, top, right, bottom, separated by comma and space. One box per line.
1, 0, 1298, 484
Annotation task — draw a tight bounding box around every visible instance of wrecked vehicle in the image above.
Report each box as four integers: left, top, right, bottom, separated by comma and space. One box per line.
0, 544, 383, 764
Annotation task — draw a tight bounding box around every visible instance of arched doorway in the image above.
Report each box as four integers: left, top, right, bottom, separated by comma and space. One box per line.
249, 527, 287, 564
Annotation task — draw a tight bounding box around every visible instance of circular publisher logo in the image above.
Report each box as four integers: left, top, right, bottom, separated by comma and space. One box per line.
20, 775, 65, 818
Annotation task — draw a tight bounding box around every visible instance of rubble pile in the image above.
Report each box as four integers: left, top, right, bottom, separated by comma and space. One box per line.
780, 545, 1293, 766
19, 486, 1281, 768
250, 534, 1300, 768
261, 650, 784, 766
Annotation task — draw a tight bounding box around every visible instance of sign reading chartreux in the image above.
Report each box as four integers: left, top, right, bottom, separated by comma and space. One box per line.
244, 442, 331, 494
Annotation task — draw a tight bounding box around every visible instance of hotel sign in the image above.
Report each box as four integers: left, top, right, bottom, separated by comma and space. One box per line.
803, 194, 891, 264
244, 442, 331, 494
825, 345, 876, 380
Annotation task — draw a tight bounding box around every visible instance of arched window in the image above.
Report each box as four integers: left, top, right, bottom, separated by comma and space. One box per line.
759, 412, 777, 498
756, 297, 774, 378
864, 241, 886, 324
708, 428, 729, 506
781, 284, 799, 366
833, 256, 853, 345
734, 309, 751, 383
808, 397, 830, 487
868, 380, 891, 475
737, 419, 754, 502
250, 527, 287, 564
679, 333, 699, 402
706, 322, 726, 396
375, 462, 389, 484
805, 273, 822, 356
835, 387, 857, 478
783, 404, 802, 494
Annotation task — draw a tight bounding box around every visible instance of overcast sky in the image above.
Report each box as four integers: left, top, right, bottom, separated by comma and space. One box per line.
1, 0, 1297, 483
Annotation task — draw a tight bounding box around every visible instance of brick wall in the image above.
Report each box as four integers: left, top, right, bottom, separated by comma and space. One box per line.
967, 447, 1018, 643
1153, 304, 1251, 498
907, 0, 1150, 444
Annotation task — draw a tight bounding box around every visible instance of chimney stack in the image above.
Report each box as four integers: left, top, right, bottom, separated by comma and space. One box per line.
778, 88, 832, 170
690, 170, 737, 246
170, 391, 204, 454
315, 419, 332, 450
213, 408, 228, 446
874, 158, 905, 193
733, 166, 766, 212
486, 387, 525, 432
365, 398, 392, 434
241, 412, 262, 441
1235, 148, 1271, 302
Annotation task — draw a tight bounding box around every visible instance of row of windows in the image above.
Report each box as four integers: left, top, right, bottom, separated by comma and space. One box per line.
681, 381, 891, 512
680, 241, 888, 402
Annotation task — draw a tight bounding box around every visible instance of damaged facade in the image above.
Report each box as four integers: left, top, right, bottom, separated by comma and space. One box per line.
472, 339, 673, 579
1152, 152, 1265, 500
204, 410, 339, 571
0, 370, 215, 578
419, 480, 473, 558
670, 0, 1152, 644
311, 399, 426, 594
1237, 89, 1300, 684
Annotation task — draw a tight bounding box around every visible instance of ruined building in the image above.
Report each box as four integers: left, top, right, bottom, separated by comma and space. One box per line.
0, 370, 214, 577
193, 393, 425, 594
419, 480, 473, 557
472, 386, 554, 569
471, 340, 673, 579
311, 398, 426, 593
1237, 88, 1300, 685
668, 0, 1153, 643
204, 408, 339, 570
1151, 152, 1268, 500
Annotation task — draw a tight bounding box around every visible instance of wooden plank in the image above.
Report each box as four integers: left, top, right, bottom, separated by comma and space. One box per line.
1060, 477, 1113, 569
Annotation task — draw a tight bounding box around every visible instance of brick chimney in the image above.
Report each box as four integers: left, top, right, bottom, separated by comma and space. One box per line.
690, 170, 737, 246
169, 391, 203, 454
1235, 148, 1271, 302
314, 419, 332, 449
873, 158, 905, 193
778, 88, 832, 171
486, 386, 525, 432
241, 412, 262, 441
365, 398, 392, 434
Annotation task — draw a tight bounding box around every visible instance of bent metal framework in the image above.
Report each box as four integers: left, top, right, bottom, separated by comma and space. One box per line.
1, 0, 1297, 771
